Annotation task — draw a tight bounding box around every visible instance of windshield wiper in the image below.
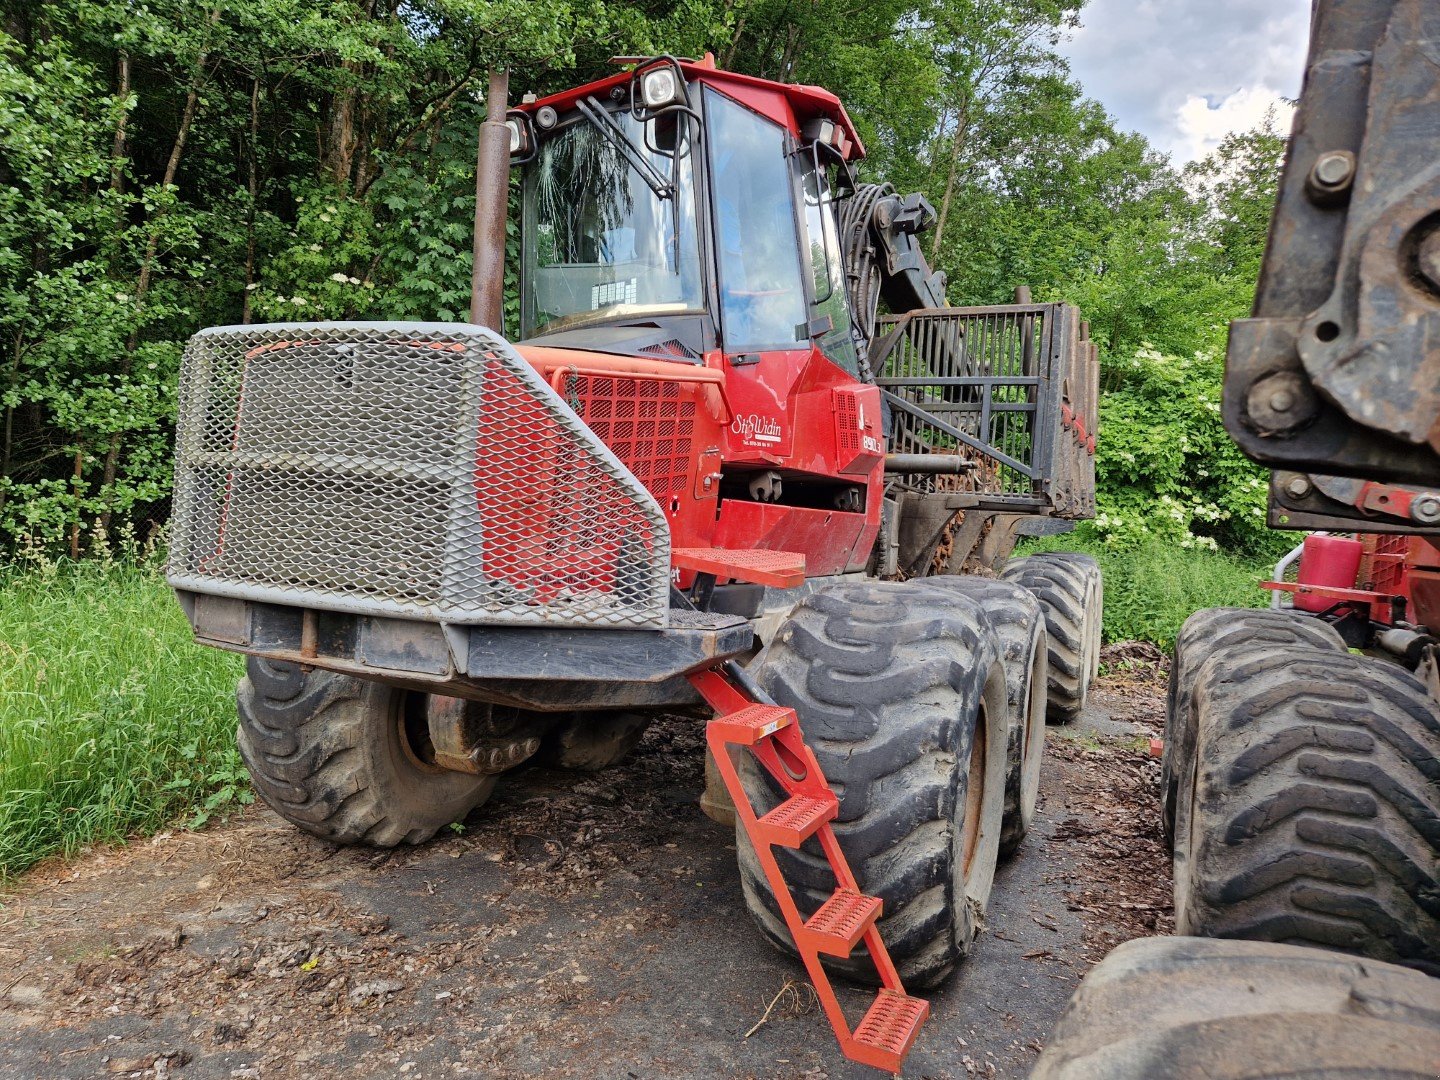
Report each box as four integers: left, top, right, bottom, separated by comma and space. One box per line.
575, 96, 674, 201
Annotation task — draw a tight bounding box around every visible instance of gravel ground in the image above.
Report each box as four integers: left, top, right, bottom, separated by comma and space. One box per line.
0, 649, 1170, 1080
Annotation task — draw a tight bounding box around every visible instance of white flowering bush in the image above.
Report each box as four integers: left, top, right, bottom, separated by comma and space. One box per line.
1082, 345, 1286, 559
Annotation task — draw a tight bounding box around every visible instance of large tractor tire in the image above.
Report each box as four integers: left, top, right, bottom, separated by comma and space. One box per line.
1175, 645, 1440, 974
736, 580, 1009, 988
1001, 551, 1102, 721
237, 658, 495, 846
536, 710, 652, 771
1030, 935, 1440, 1079
922, 576, 1048, 858
1162, 607, 1347, 847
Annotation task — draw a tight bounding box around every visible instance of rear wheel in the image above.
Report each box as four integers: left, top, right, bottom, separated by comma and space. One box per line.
1162, 607, 1346, 847
736, 580, 1009, 988
237, 658, 495, 846
1001, 551, 1102, 721
1176, 646, 1440, 973
921, 576, 1048, 857
537, 710, 652, 771
1031, 935, 1440, 1079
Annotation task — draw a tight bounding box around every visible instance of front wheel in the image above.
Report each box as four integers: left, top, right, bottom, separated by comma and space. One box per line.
237, 658, 495, 847
735, 580, 1009, 988
1176, 645, 1440, 972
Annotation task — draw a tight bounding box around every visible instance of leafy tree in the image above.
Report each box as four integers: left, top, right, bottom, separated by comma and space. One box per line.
0, 0, 1292, 562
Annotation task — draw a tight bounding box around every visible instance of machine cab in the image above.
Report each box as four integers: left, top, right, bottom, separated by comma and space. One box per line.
510, 55, 863, 377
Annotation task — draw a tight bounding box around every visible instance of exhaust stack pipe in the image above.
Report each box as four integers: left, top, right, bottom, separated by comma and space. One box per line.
470, 68, 510, 330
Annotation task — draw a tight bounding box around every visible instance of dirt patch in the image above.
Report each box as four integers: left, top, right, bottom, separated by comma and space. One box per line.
0, 662, 1173, 1079
1047, 642, 1174, 957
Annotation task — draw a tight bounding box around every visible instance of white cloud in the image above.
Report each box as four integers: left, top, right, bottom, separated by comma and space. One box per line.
1172, 86, 1295, 162
1061, 0, 1310, 163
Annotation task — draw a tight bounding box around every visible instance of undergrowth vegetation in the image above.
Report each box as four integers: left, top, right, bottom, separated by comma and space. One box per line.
1020, 535, 1271, 650
0, 560, 245, 878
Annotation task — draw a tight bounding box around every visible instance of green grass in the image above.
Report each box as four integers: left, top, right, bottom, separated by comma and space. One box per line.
0, 561, 246, 879
0, 535, 1271, 879
1018, 535, 1272, 651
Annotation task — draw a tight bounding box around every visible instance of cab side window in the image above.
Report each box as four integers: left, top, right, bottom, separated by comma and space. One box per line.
800, 163, 860, 374
704, 88, 809, 351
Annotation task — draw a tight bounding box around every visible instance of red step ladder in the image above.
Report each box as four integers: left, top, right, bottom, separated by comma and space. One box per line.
688, 664, 930, 1073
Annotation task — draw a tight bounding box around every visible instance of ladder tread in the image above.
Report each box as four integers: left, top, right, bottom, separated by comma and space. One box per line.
850, 989, 929, 1072
708, 704, 794, 746
802, 888, 882, 956
755, 792, 838, 847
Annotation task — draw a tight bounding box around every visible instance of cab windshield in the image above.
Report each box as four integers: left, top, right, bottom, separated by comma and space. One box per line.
521, 110, 703, 336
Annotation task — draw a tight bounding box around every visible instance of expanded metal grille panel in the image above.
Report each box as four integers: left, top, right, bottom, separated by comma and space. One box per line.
167, 322, 671, 629
562, 374, 696, 505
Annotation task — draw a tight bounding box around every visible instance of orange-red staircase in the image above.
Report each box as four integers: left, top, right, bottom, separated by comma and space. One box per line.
687, 664, 930, 1073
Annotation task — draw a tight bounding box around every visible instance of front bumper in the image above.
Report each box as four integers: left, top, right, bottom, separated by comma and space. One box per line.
178, 590, 753, 710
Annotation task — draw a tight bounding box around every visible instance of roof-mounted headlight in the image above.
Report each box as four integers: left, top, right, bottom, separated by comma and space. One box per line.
640, 66, 684, 110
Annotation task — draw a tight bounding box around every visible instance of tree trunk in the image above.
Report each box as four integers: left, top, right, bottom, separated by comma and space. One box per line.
70, 448, 84, 559
242, 76, 261, 323
97, 8, 220, 538
325, 73, 358, 187
930, 107, 971, 261
109, 51, 129, 194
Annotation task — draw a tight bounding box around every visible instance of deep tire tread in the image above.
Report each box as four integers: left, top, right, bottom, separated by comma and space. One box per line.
737, 580, 1008, 988
1001, 552, 1101, 721
237, 659, 494, 848
1177, 646, 1440, 975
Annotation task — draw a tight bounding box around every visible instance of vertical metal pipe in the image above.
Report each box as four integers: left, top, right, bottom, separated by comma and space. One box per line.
470, 69, 510, 330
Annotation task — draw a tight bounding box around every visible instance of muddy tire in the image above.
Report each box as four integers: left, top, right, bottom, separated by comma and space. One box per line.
537, 711, 652, 771
736, 580, 1009, 988
921, 576, 1048, 858
1001, 552, 1101, 722
1175, 646, 1440, 973
1031, 935, 1440, 1079
237, 658, 495, 847
1162, 607, 1346, 847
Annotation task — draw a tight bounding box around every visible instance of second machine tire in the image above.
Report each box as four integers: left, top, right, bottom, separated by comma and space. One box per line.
1162, 606, 1347, 847
1001, 551, 1102, 722
736, 579, 1010, 988
1175, 644, 1440, 974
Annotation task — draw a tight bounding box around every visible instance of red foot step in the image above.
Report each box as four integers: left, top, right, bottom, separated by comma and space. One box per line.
800, 888, 882, 957
848, 989, 930, 1073
708, 704, 794, 746
672, 547, 805, 588
754, 793, 838, 848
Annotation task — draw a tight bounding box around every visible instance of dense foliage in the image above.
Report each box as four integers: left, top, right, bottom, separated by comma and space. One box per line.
0, 0, 1287, 557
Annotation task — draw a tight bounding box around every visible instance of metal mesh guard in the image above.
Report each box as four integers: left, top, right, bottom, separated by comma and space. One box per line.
167, 322, 671, 629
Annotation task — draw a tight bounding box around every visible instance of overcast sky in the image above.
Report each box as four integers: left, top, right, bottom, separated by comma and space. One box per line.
1060, 0, 1313, 163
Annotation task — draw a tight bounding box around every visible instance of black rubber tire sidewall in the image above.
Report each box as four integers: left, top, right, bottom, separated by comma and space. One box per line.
237, 658, 495, 847
920, 576, 1048, 858
734, 580, 1009, 988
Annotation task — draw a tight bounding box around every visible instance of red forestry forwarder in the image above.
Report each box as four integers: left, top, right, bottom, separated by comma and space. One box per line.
167, 54, 1100, 1072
